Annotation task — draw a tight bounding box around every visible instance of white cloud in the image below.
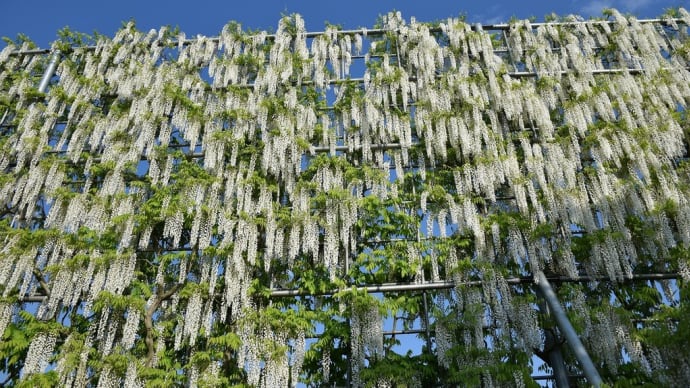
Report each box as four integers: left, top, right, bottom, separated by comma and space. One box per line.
579, 0, 614, 17
484, 14, 507, 25
622, 0, 653, 12
471, 4, 506, 25
579, 0, 656, 17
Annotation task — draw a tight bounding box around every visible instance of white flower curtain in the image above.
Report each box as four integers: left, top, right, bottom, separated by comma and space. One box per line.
1, 8, 690, 387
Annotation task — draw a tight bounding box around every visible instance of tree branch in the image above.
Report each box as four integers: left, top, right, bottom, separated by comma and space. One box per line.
144, 281, 184, 367
32, 268, 51, 298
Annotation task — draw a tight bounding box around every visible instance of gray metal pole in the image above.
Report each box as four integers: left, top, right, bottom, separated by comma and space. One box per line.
37, 50, 60, 93
535, 271, 603, 387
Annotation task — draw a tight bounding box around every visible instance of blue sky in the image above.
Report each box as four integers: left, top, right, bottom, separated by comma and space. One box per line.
1, 0, 687, 48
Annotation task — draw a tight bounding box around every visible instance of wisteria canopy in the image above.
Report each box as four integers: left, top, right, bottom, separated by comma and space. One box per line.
1, 7, 690, 387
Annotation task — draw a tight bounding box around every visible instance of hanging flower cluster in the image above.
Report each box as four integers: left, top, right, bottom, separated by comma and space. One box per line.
1, 7, 690, 386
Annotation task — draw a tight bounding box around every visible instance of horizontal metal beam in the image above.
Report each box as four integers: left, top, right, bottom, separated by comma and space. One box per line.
308, 328, 428, 339
16, 272, 680, 303
271, 280, 456, 297
485, 17, 683, 29
204, 66, 690, 89
532, 374, 585, 381
20, 296, 46, 303
30, 140, 687, 167
270, 272, 680, 297
7, 17, 686, 57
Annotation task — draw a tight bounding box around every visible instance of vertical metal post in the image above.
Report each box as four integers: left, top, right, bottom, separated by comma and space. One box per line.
422, 291, 433, 352
544, 329, 571, 388
38, 50, 60, 93
535, 271, 602, 387
536, 286, 570, 388
344, 243, 349, 276
346, 318, 352, 388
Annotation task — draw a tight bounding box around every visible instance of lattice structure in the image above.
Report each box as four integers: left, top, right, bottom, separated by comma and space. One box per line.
1, 7, 690, 387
